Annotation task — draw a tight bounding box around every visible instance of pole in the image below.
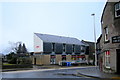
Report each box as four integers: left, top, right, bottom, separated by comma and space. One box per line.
91, 13, 97, 66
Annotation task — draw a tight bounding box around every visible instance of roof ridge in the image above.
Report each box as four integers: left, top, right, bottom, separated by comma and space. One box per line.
35, 33, 78, 40
34, 33, 85, 45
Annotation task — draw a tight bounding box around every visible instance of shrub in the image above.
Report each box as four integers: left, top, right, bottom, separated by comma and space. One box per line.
2, 64, 33, 69
8, 57, 17, 64
19, 57, 32, 65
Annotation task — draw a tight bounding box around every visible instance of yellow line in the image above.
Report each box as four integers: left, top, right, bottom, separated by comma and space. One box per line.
111, 77, 120, 79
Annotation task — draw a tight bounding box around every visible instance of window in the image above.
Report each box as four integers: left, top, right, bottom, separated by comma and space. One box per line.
115, 2, 120, 17
81, 46, 85, 53
105, 51, 110, 68
104, 27, 109, 42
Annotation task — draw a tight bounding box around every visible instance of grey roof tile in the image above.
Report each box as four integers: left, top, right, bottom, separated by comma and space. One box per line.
35, 33, 85, 45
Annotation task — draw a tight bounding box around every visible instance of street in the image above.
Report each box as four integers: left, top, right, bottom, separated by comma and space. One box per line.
2, 67, 99, 80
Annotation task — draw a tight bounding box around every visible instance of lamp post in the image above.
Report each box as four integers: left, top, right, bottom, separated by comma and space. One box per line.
91, 13, 97, 66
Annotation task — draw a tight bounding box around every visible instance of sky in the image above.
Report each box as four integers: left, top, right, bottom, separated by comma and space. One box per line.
0, 1, 106, 54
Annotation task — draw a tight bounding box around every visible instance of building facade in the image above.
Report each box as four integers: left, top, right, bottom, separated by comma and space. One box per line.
99, 0, 120, 73
33, 33, 87, 65
81, 40, 95, 65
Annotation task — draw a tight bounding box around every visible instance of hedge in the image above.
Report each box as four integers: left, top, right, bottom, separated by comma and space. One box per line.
2, 64, 33, 69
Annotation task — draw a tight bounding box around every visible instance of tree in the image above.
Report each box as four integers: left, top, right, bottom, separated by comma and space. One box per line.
4, 42, 31, 64
6, 52, 17, 64
17, 43, 22, 54
7, 42, 28, 54
5, 41, 22, 54
22, 43, 27, 53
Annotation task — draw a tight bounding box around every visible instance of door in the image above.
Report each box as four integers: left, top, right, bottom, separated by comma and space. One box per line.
50, 55, 56, 64
34, 58, 36, 65
62, 55, 66, 61
116, 49, 120, 73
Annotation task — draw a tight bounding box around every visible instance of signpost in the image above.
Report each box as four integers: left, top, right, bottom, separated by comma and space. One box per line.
112, 36, 120, 43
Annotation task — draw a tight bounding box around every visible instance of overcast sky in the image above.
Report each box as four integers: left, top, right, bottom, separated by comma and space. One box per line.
0, 1, 106, 54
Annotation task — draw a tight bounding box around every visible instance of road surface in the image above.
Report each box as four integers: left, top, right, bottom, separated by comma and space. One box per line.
2, 67, 99, 80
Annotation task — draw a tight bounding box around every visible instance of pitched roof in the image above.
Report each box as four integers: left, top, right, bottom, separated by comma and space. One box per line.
34, 33, 85, 45
81, 40, 89, 46
97, 34, 102, 44
101, 0, 119, 22
101, 2, 108, 22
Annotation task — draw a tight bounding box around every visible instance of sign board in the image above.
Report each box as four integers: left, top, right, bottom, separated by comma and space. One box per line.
36, 46, 40, 48
112, 36, 120, 43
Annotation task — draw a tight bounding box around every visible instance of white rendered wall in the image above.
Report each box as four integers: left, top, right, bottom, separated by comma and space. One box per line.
34, 34, 43, 53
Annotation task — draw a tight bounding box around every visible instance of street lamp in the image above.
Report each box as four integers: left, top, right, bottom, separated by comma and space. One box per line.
91, 13, 97, 66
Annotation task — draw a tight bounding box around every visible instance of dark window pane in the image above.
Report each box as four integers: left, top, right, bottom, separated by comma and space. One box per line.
115, 3, 119, 10
116, 9, 120, 16
74, 45, 81, 54
85, 46, 89, 55
43, 42, 52, 54
66, 44, 72, 54
55, 43, 63, 54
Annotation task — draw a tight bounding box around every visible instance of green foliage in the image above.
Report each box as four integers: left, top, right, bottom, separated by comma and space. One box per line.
3, 63, 15, 65
3, 64, 33, 69
19, 57, 32, 64
8, 57, 17, 64
6, 52, 17, 64
6, 43, 30, 65
6, 52, 15, 60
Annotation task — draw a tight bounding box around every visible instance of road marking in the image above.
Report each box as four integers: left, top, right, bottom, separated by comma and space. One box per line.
2, 66, 96, 73
111, 77, 120, 79
73, 73, 92, 78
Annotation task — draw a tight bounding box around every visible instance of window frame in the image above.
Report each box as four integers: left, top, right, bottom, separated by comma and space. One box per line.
72, 45, 75, 53
63, 44, 66, 52
52, 43, 55, 52
104, 27, 109, 42
115, 2, 120, 18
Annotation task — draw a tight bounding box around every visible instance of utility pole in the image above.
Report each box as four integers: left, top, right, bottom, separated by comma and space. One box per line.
91, 13, 97, 66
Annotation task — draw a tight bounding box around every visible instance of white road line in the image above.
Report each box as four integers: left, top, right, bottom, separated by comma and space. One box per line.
2, 66, 96, 73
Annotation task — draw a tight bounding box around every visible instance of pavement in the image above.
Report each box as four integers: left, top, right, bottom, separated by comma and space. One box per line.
77, 66, 120, 79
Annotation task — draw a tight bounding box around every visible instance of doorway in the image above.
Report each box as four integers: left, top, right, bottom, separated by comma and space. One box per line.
50, 55, 56, 64
116, 49, 120, 73
62, 55, 66, 61
34, 58, 36, 65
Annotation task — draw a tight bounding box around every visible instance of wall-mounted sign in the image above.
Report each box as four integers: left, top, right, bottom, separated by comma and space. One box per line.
112, 36, 120, 43
36, 46, 40, 48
